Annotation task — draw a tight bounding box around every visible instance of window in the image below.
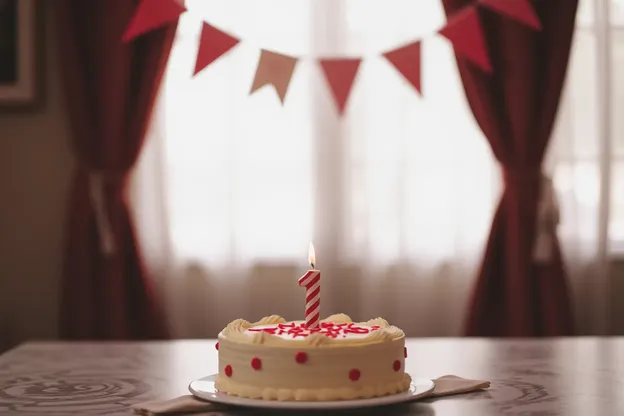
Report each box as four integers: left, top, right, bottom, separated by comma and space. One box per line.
141, 0, 624, 270
158, 0, 501, 268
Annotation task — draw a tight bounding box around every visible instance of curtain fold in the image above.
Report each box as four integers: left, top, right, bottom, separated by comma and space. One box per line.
441, 0, 577, 336
56, 0, 177, 339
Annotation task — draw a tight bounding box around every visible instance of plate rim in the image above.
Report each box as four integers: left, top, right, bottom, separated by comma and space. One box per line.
188, 373, 435, 409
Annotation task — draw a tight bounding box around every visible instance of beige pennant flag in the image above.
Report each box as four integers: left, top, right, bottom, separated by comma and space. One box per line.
250, 50, 298, 103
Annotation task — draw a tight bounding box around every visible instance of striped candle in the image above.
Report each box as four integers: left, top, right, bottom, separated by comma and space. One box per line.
298, 243, 321, 328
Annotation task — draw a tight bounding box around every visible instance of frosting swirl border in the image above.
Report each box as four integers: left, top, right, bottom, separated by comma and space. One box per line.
219, 314, 405, 347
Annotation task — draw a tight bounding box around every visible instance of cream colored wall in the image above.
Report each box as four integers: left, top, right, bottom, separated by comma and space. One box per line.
0, 4, 73, 351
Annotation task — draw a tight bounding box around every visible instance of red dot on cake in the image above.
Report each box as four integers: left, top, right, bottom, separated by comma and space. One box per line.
215, 342, 219, 350
404, 347, 407, 358
251, 357, 262, 370
393, 360, 401, 371
348, 369, 361, 381
224, 365, 233, 377
295, 352, 308, 364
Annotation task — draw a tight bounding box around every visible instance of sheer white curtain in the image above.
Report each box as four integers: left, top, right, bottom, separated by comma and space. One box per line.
547, 0, 624, 334
132, 0, 622, 338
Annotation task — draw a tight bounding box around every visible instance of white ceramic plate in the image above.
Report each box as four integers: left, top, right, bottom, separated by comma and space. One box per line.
189, 374, 434, 410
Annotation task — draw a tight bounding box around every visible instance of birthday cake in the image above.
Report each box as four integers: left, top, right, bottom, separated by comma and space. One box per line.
214, 313, 411, 401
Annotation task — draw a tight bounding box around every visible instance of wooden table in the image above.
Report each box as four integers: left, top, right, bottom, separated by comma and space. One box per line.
0, 338, 622, 415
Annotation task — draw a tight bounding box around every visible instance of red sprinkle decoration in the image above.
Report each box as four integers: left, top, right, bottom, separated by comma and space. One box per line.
248, 322, 380, 339
224, 365, 233, 377
393, 360, 401, 371
251, 357, 262, 370
215, 342, 219, 350
348, 369, 361, 381
295, 352, 308, 364
404, 347, 407, 358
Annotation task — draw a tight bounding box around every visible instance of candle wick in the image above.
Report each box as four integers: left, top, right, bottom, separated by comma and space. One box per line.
311, 263, 315, 270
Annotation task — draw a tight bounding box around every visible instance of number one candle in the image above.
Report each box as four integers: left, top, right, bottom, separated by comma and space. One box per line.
298, 242, 321, 329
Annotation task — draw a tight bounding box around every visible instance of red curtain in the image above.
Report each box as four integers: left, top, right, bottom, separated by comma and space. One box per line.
441, 0, 577, 336
56, 1, 177, 339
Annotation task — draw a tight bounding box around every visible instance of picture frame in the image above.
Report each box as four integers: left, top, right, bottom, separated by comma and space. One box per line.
0, 0, 39, 107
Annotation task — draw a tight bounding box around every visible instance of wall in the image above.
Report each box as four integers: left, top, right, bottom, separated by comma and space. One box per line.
0, 3, 73, 351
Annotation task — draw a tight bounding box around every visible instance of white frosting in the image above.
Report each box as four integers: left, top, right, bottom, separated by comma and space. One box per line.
220, 314, 403, 347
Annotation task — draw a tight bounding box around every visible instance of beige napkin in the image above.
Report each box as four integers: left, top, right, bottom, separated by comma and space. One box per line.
132, 375, 490, 415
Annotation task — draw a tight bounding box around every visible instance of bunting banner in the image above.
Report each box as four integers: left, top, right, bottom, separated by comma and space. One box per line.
123, 0, 542, 115
250, 50, 299, 103
194, 22, 240, 76
438, 6, 492, 73
122, 0, 186, 42
383, 41, 422, 95
319, 59, 362, 115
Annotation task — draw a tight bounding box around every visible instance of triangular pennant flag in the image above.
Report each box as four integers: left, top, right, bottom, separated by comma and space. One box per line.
122, 0, 186, 42
383, 41, 422, 95
479, 0, 541, 30
439, 6, 492, 73
319, 59, 361, 115
250, 50, 299, 103
194, 22, 240, 76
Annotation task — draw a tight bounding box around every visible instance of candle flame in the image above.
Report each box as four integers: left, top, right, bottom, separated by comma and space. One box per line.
309, 242, 316, 269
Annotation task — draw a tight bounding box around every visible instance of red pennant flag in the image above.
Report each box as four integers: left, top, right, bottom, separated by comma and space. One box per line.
480, 0, 541, 30
123, 0, 186, 42
194, 23, 240, 76
383, 41, 422, 95
319, 59, 361, 115
439, 6, 492, 73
